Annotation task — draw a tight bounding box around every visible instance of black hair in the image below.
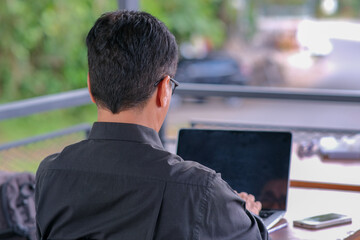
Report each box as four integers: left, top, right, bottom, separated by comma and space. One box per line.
86, 11, 178, 113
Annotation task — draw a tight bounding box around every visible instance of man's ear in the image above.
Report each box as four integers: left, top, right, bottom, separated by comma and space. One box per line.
87, 73, 96, 104
156, 76, 171, 108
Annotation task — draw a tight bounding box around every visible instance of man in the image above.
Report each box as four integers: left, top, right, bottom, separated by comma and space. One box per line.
35, 10, 269, 240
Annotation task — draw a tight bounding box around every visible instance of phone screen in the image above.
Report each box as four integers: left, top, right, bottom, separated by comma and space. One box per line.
294, 213, 352, 229
305, 213, 345, 223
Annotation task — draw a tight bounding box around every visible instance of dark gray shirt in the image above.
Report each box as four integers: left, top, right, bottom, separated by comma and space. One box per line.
35, 122, 268, 240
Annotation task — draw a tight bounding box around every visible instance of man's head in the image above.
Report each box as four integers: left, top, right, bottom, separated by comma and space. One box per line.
86, 11, 178, 114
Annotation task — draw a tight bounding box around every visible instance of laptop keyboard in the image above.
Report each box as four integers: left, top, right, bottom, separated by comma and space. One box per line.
259, 210, 276, 219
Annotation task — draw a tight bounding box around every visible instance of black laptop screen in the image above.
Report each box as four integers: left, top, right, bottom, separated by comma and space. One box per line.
176, 129, 292, 210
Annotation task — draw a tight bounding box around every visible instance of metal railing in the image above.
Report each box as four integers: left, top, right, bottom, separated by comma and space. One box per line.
1, 83, 360, 171
1, 84, 360, 151
190, 119, 360, 144
0, 88, 91, 121
2, 84, 360, 121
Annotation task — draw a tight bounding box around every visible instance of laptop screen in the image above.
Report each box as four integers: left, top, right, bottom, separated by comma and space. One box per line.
176, 129, 292, 211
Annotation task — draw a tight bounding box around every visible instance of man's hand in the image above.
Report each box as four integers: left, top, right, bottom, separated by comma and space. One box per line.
237, 191, 262, 215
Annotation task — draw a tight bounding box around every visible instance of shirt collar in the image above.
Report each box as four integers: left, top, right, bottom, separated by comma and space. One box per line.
88, 122, 164, 149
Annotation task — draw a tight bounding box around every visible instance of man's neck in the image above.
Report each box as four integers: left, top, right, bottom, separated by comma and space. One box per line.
96, 107, 161, 132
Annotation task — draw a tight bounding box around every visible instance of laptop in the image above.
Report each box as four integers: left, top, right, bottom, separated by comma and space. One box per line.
176, 129, 292, 229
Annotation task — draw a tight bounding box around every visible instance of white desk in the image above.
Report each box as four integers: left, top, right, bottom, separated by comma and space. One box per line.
270, 188, 360, 240
290, 146, 360, 191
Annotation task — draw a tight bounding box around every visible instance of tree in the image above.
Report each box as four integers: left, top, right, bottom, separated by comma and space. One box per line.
140, 0, 236, 48
0, 0, 116, 102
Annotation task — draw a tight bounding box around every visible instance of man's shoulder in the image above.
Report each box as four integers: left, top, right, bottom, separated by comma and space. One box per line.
170, 157, 237, 198
165, 156, 219, 188
37, 140, 85, 170
36, 140, 220, 189
38, 153, 60, 170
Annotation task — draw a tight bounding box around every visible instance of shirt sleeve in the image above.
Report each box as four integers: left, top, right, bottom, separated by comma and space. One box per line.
198, 174, 269, 240
35, 153, 59, 240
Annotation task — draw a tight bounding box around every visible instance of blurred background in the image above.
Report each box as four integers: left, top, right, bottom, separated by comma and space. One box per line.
1, 0, 360, 172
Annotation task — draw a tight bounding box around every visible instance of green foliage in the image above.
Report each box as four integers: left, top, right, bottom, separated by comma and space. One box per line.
315, 0, 360, 18
0, 0, 237, 102
1, 0, 359, 104
263, 0, 304, 5
0, 0, 117, 102
337, 0, 360, 17
140, 0, 232, 48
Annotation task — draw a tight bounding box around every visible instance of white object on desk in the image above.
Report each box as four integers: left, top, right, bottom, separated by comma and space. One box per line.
319, 135, 360, 159
293, 213, 352, 229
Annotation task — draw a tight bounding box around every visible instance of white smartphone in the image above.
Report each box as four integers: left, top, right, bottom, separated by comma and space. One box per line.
293, 213, 352, 229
